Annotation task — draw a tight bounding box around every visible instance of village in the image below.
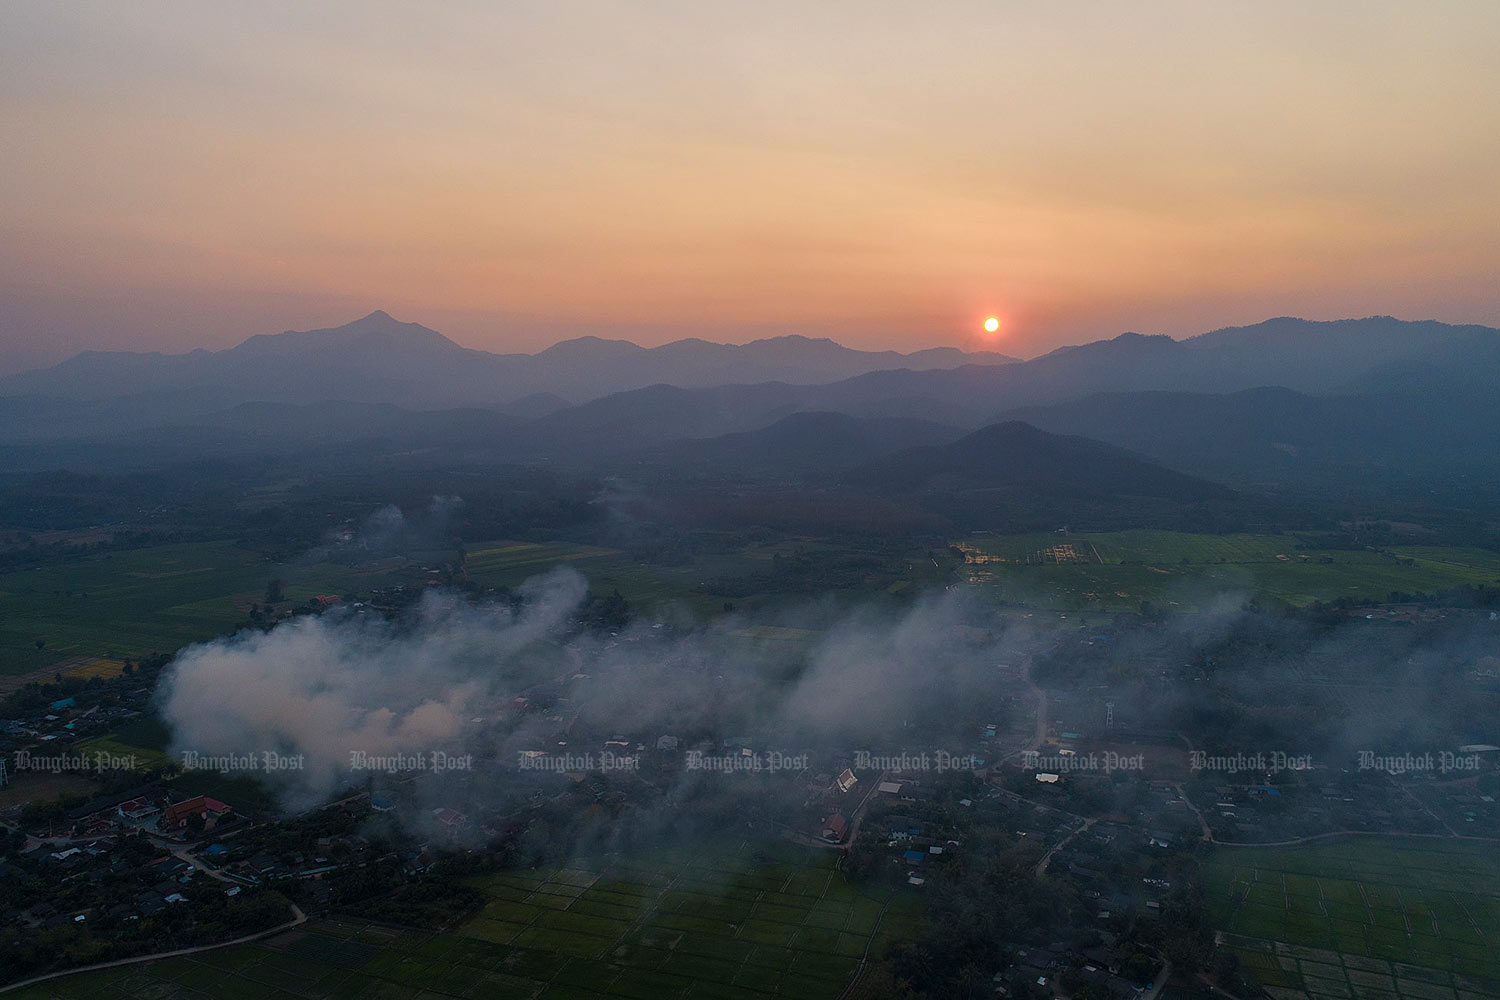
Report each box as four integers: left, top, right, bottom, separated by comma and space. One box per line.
3, 594, 1499, 997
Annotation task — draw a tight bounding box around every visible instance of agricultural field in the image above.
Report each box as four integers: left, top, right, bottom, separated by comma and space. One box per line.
462, 536, 953, 619
7, 841, 918, 1000
464, 539, 732, 617
0, 541, 406, 678
0, 531, 940, 683
1204, 837, 1500, 999
956, 530, 1500, 610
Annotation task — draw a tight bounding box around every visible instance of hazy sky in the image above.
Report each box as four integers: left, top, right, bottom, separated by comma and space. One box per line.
3, 1, 1499, 372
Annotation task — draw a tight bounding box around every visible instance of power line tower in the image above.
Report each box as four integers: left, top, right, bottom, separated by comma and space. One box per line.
1105, 701, 1115, 731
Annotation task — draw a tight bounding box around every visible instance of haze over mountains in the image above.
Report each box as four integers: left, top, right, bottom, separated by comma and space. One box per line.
0, 310, 1017, 411
4, 310, 1500, 498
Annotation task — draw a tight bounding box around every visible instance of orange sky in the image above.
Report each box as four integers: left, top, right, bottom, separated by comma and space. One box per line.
3, 1, 1499, 372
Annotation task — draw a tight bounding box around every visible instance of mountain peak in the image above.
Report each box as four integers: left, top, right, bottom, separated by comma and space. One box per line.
227, 311, 463, 359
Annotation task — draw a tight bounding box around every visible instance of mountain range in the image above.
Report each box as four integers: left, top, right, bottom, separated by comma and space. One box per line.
4, 311, 1500, 498
0, 310, 1016, 413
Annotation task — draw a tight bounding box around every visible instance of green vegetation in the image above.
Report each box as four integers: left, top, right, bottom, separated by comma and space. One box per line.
463, 536, 957, 619
464, 539, 729, 617
957, 529, 1500, 610
1205, 837, 1500, 996
456, 841, 913, 999
0, 540, 409, 675
8, 842, 918, 1000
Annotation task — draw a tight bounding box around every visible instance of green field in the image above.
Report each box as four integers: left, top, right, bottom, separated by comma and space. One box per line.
462, 537, 954, 618
0, 541, 406, 676
1204, 837, 1500, 999
0, 536, 739, 677
958, 530, 1500, 610
6, 841, 918, 1000
464, 539, 732, 617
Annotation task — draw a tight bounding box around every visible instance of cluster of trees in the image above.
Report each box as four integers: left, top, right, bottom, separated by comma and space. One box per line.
0, 652, 171, 721
0, 868, 292, 985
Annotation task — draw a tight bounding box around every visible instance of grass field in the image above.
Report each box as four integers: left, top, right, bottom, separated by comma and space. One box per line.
957, 530, 1500, 610
0, 540, 408, 677
464, 539, 731, 617
70, 735, 173, 772
1204, 837, 1500, 999
0, 534, 900, 680
6, 841, 917, 1000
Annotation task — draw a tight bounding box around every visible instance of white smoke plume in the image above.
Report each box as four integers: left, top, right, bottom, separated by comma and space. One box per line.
159, 567, 585, 808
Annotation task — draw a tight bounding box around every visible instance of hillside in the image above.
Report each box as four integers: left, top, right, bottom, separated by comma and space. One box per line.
845, 421, 1230, 500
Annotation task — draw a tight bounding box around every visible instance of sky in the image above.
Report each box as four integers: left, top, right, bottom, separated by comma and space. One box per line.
2, 1, 1499, 373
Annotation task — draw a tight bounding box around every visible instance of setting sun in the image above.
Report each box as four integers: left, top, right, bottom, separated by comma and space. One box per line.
983, 317, 1000, 334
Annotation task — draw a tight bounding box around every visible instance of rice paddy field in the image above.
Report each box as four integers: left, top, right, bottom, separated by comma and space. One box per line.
461, 536, 954, 619
0, 537, 721, 679
463, 539, 729, 618
1204, 837, 1500, 1000
5, 841, 919, 1000
0, 540, 407, 678
957, 530, 1500, 610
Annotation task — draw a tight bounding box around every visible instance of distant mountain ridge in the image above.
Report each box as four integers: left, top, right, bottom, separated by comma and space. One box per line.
0, 310, 1018, 410
845, 421, 1230, 500
5, 312, 1500, 497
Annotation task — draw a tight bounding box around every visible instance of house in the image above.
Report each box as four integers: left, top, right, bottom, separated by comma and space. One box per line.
65, 782, 165, 830
835, 768, 858, 794
119, 797, 162, 826
887, 816, 923, 839
247, 855, 279, 875
161, 796, 231, 833
821, 814, 848, 842
433, 807, 467, 838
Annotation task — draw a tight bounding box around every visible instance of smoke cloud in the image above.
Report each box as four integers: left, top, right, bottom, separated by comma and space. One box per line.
156, 564, 1499, 840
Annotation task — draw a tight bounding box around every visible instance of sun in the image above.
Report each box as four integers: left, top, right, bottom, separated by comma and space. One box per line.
983, 316, 1000, 334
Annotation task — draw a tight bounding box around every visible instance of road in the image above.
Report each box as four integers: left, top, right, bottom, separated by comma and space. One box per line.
781, 769, 887, 851
0, 904, 305, 995
1023, 657, 1048, 755
996, 656, 1048, 766
151, 837, 235, 883
1171, 782, 1214, 843
1033, 817, 1096, 878
1141, 958, 1172, 1000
